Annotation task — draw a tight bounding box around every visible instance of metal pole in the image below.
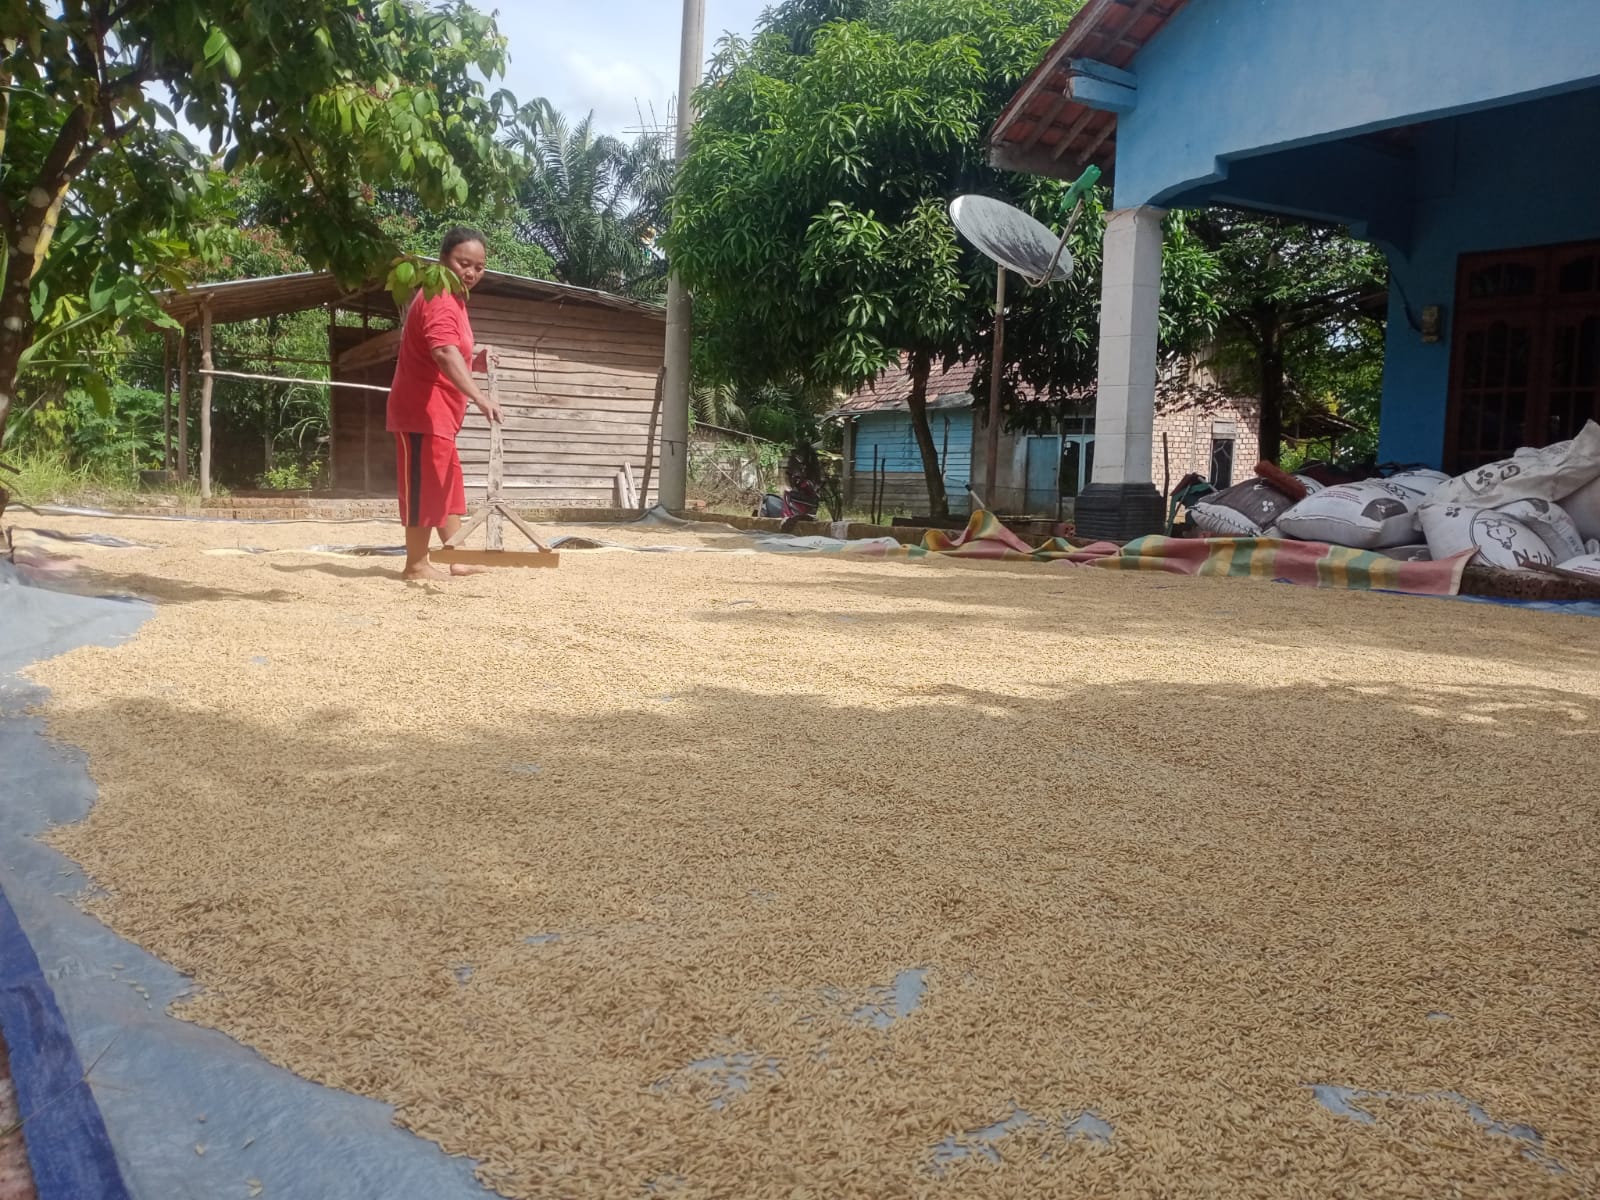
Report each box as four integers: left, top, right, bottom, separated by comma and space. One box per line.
983, 266, 1006, 509
659, 0, 706, 512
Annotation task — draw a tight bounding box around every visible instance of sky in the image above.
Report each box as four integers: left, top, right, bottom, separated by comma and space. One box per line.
494, 1, 772, 137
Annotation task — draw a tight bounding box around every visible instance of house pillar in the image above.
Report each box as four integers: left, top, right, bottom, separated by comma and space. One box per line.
1075, 205, 1166, 541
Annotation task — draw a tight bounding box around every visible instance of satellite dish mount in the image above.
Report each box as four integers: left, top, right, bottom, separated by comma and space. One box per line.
947, 166, 1101, 508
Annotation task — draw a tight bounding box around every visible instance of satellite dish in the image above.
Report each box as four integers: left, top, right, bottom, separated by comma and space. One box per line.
948, 195, 1074, 285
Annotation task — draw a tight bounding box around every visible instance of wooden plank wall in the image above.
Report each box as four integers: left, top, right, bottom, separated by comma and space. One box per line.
455, 294, 663, 507
329, 294, 665, 507
845, 471, 973, 516
845, 411, 975, 515
329, 323, 396, 495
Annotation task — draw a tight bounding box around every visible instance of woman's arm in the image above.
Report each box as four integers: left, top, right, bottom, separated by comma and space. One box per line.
431, 344, 503, 423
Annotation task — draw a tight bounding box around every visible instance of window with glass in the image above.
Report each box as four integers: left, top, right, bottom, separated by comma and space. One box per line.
1448, 241, 1600, 473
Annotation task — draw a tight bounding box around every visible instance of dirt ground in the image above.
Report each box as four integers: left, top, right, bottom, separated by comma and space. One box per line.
12, 510, 1600, 1198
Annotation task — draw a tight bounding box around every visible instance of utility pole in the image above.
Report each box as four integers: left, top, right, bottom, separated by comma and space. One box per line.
659, 0, 705, 512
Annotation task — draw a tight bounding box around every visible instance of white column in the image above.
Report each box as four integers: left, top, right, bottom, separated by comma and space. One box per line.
1091, 205, 1164, 486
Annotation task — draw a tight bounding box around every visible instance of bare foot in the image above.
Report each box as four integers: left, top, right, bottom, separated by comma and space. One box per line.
448, 562, 489, 576
402, 563, 451, 582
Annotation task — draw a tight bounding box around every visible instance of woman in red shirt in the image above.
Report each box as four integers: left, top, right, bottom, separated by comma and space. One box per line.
387, 227, 504, 580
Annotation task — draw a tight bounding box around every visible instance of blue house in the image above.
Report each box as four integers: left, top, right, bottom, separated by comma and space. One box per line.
990, 0, 1600, 539
835, 360, 977, 516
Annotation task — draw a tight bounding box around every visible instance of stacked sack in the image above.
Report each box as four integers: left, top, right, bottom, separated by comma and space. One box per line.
1272, 468, 1449, 553
1187, 470, 1321, 537
1416, 419, 1600, 572
1190, 473, 1312, 540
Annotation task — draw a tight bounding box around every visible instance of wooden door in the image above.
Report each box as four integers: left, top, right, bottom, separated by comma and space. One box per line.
1024, 435, 1061, 514
1447, 241, 1600, 473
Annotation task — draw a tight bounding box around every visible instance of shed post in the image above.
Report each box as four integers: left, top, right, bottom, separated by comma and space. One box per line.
199, 299, 214, 500
1073, 205, 1165, 540
162, 330, 174, 471
177, 325, 189, 483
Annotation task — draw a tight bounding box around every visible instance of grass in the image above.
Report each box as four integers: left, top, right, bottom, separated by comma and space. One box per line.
1, 449, 215, 512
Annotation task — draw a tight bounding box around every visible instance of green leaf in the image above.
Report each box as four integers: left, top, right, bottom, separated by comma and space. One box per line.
87, 269, 116, 313
85, 374, 112, 418
203, 27, 227, 63
223, 44, 242, 79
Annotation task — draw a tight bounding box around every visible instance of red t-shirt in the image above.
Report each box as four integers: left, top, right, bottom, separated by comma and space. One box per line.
386, 289, 474, 436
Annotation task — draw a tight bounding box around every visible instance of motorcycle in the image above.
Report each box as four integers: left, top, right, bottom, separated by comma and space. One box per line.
757, 479, 820, 521
757, 445, 824, 530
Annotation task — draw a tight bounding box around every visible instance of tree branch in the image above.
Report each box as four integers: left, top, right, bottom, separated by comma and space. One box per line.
104, 0, 149, 28
0, 66, 10, 178
37, 104, 93, 195
1280, 287, 1386, 335
1273, 293, 1364, 333
1222, 314, 1265, 351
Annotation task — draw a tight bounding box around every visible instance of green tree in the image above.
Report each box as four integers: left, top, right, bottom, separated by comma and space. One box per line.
667, 0, 1219, 516
1187, 211, 1388, 463
375, 191, 556, 280
0, 0, 522, 482
509, 103, 670, 298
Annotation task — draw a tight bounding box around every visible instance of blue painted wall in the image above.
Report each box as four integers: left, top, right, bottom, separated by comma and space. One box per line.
1114, 0, 1600, 212
1102, 0, 1600, 468
1376, 89, 1600, 465
853, 409, 974, 491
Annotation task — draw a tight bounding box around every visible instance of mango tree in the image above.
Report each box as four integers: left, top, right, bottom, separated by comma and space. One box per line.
666, 0, 1219, 517
0, 0, 522, 489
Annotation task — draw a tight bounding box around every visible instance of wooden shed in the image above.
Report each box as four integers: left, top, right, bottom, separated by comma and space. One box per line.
159, 270, 666, 506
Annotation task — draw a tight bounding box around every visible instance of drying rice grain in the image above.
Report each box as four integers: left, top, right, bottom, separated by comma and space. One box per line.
15, 510, 1600, 1199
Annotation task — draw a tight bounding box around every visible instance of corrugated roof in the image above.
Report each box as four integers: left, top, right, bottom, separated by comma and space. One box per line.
988, 0, 1188, 181
158, 269, 666, 327
832, 359, 981, 416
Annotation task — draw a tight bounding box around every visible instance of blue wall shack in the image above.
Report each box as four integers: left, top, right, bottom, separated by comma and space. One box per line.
852, 408, 974, 515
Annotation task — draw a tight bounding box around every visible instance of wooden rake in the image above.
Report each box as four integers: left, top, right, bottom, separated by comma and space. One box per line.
432, 347, 560, 569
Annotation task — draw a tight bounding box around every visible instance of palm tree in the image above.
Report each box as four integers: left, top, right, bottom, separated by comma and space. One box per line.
509, 103, 671, 300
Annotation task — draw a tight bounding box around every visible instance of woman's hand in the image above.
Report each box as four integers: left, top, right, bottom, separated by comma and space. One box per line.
475, 392, 504, 424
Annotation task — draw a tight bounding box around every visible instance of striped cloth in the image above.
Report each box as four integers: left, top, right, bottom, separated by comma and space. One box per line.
841, 511, 1472, 596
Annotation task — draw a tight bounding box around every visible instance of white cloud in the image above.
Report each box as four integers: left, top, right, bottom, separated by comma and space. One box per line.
558, 49, 671, 133
495, 0, 771, 137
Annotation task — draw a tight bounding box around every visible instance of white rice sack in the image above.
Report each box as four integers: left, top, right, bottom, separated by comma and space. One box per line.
1556, 552, 1600, 580
1381, 544, 1433, 562
1418, 503, 1558, 569
1496, 498, 1586, 561
1561, 473, 1600, 540
1275, 470, 1448, 549
1428, 419, 1600, 509
1187, 477, 1296, 537
1188, 501, 1264, 537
